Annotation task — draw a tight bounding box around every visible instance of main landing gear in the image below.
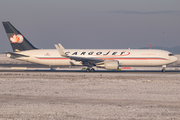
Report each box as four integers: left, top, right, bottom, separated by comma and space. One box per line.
86, 68, 95, 72
82, 62, 95, 72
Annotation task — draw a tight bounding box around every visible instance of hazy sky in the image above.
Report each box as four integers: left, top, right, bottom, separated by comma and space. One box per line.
0, 0, 180, 52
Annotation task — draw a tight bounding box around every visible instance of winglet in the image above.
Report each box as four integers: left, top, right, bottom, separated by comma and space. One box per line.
55, 44, 67, 57
58, 43, 65, 49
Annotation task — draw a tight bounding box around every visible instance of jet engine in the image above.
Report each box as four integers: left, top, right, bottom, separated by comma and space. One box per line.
104, 60, 119, 70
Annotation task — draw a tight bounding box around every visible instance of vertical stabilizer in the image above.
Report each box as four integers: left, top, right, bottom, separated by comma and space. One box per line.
2, 21, 37, 52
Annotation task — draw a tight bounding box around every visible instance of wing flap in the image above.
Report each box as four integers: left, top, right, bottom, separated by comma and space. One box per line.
69, 56, 104, 65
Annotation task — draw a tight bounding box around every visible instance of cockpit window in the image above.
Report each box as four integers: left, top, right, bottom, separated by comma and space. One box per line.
168, 53, 174, 56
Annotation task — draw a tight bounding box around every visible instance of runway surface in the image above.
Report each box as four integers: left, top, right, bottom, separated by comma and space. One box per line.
0, 68, 180, 74
0, 72, 180, 119
0, 62, 180, 74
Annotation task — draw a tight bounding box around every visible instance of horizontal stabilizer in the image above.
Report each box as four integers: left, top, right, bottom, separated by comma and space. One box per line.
4, 52, 29, 57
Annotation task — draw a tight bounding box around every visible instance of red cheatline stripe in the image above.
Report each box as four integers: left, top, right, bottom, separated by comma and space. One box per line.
35, 57, 167, 60
98, 58, 167, 60
35, 57, 70, 60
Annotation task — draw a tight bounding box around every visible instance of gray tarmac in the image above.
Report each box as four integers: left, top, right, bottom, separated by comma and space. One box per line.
0, 67, 180, 74
0, 72, 180, 120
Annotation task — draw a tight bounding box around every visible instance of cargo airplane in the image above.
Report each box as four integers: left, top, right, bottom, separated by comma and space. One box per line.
2, 22, 178, 72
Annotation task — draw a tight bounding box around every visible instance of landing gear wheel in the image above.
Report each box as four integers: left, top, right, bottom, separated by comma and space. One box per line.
86, 68, 90, 72
162, 68, 166, 73
90, 68, 95, 72
162, 65, 166, 73
86, 68, 95, 72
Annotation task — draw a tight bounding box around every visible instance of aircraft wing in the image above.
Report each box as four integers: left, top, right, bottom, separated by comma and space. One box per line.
69, 56, 104, 65
55, 44, 104, 65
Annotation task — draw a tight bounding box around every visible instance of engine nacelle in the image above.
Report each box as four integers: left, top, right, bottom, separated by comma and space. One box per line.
104, 60, 119, 70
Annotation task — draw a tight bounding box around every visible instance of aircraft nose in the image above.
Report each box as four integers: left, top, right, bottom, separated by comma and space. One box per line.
172, 56, 178, 62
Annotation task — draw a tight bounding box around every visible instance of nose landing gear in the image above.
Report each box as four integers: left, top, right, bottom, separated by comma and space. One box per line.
162, 68, 166, 73
162, 65, 166, 73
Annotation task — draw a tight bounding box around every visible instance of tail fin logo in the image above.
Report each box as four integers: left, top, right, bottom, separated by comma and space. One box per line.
10, 34, 24, 43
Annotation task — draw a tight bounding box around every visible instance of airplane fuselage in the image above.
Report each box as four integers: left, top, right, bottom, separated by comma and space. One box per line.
12, 49, 177, 67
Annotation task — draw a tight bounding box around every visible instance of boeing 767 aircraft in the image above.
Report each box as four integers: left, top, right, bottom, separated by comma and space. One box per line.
2, 22, 178, 72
